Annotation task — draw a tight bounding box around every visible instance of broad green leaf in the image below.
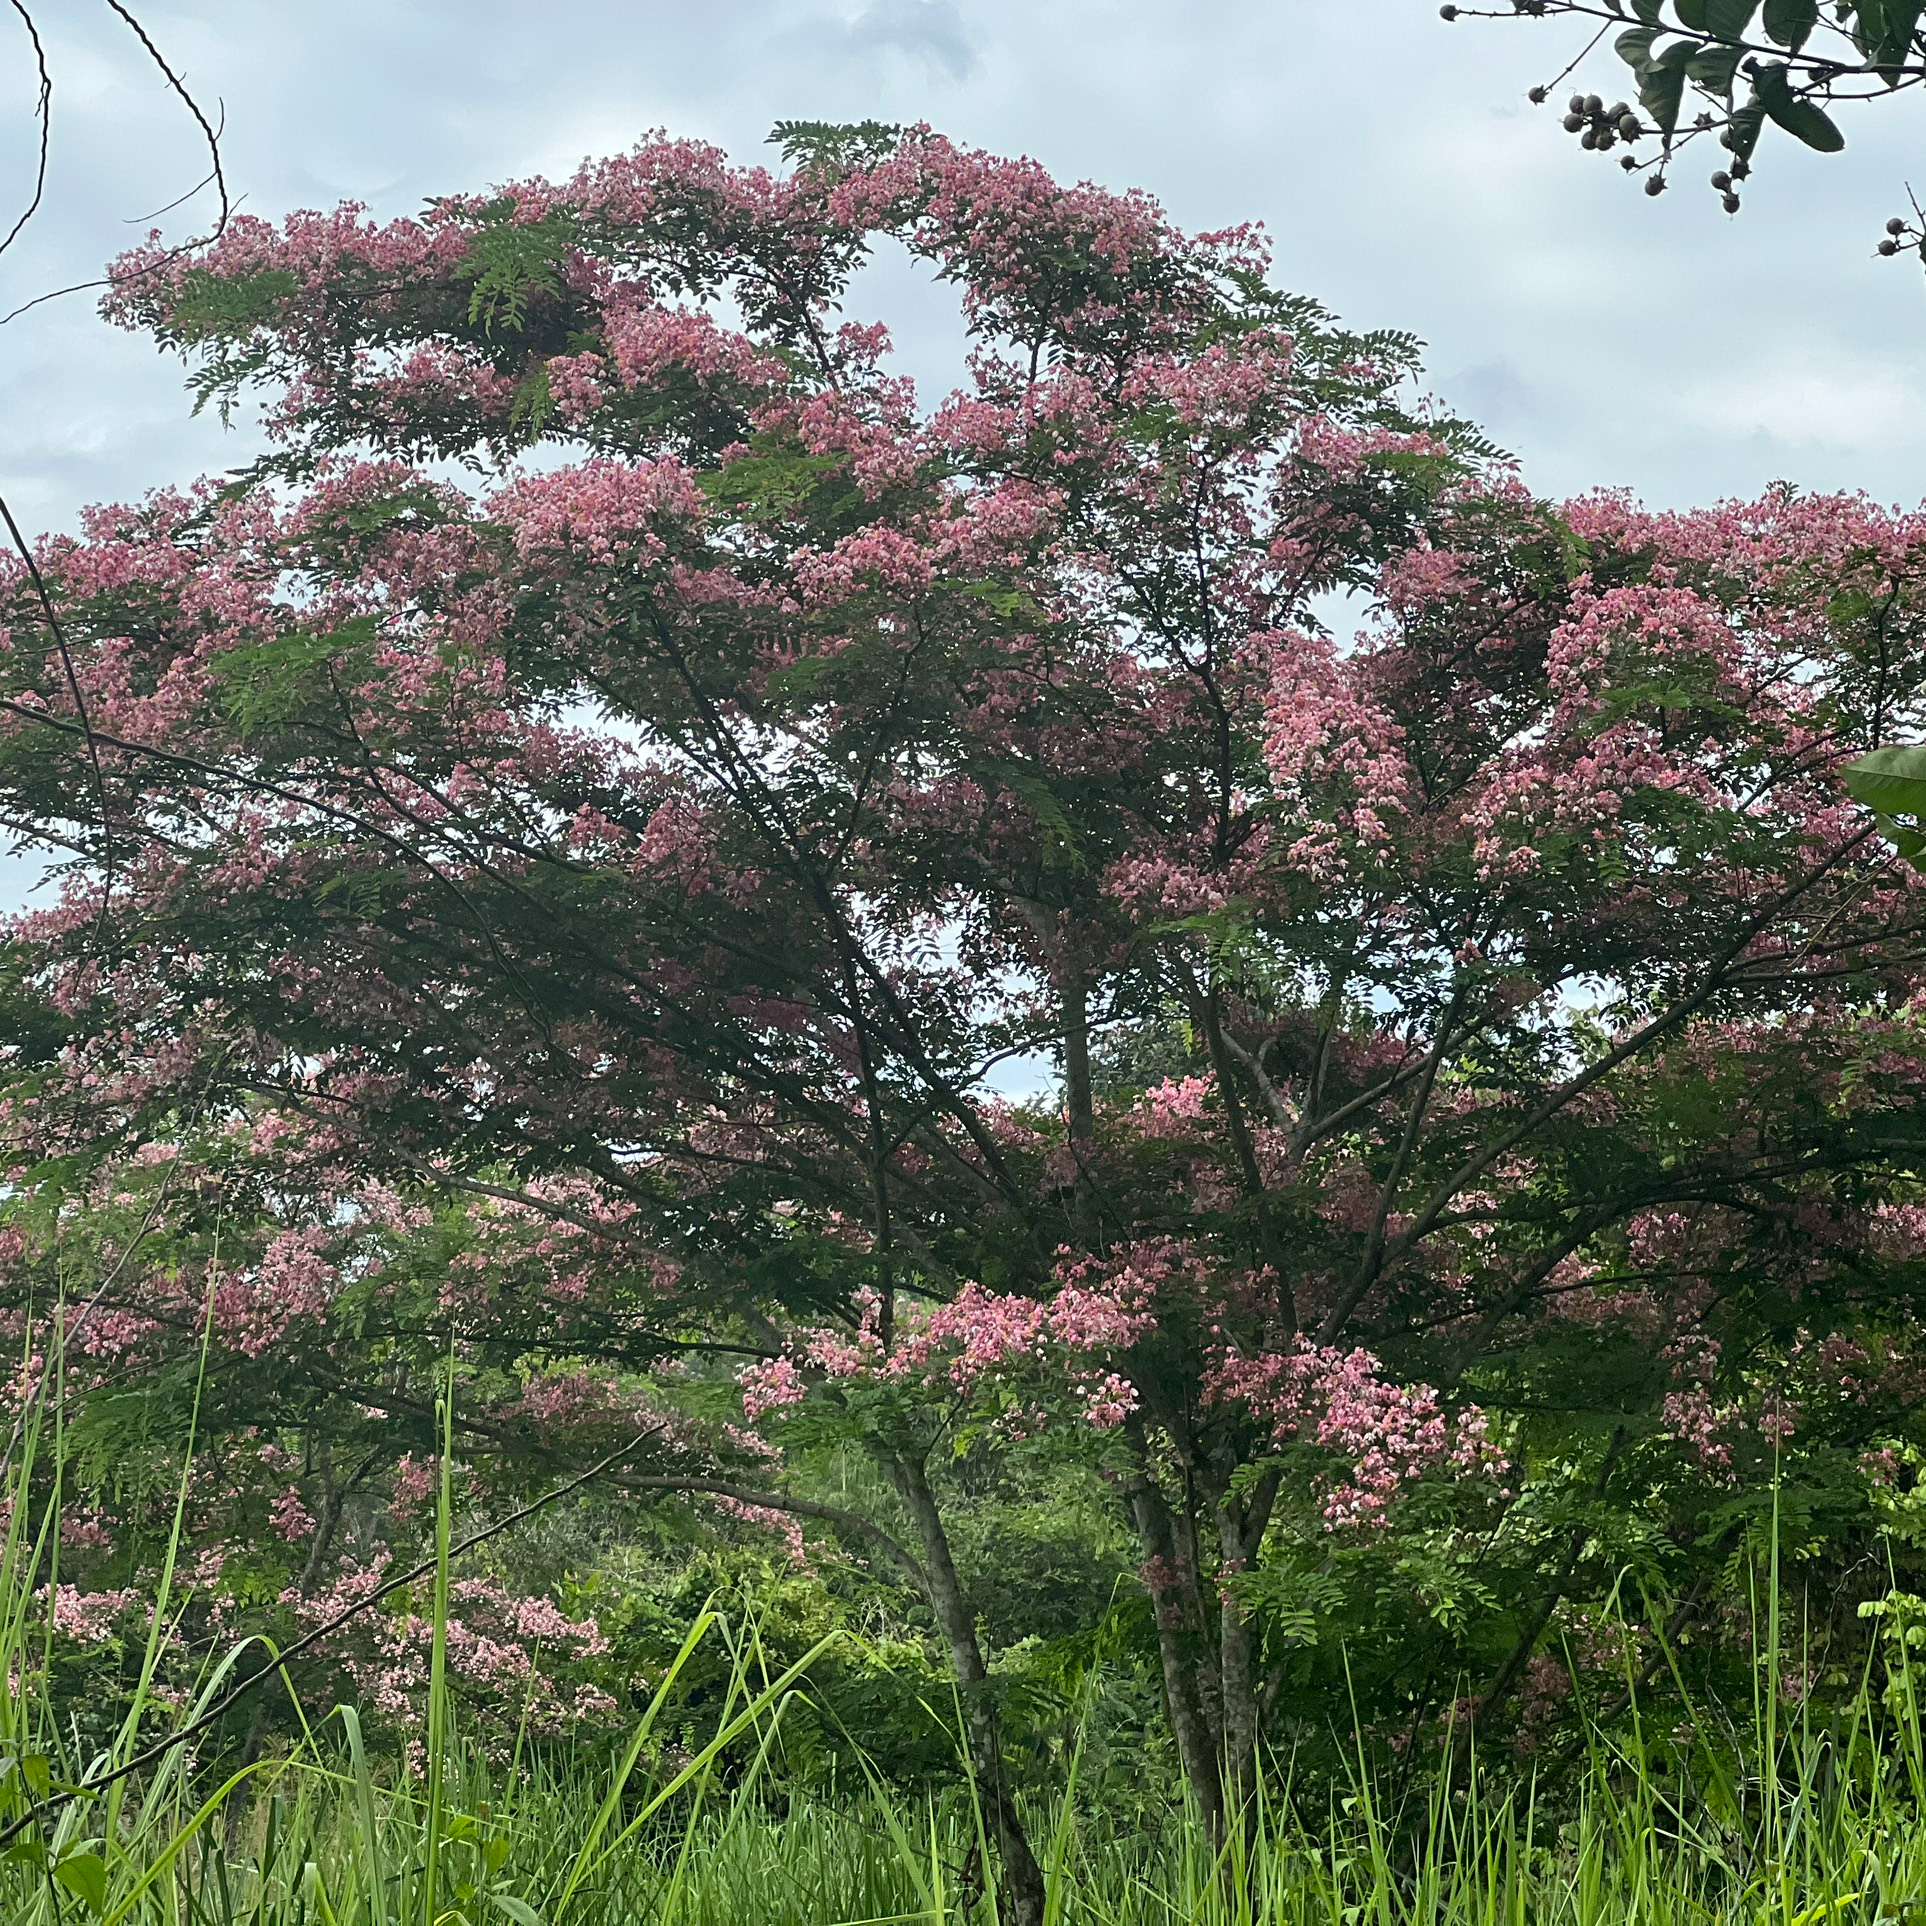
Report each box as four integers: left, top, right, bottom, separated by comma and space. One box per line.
1639, 39, 1696, 130
54, 1851, 108, 1917
1844, 745, 1926, 817
1753, 61, 1846, 148
1616, 25, 1662, 66
1631, 0, 1665, 19
490, 1897, 548, 1926
1687, 41, 1746, 89
1675, 0, 1709, 25
1876, 814, 1926, 860
1704, 0, 1761, 34
1871, 0, 1926, 67
1726, 96, 1767, 156
1762, 0, 1819, 44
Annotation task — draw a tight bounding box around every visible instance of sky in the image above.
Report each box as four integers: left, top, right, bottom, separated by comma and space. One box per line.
3, 0, 1926, 544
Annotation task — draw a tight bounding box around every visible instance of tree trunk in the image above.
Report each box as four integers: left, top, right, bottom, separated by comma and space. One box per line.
882, 1447, 1047, 1926
1208, 1462, 1280, 1837
229, 1449, 351, 1850
1125, 1464, 1225, 1837
1061, 962, 1095, 1156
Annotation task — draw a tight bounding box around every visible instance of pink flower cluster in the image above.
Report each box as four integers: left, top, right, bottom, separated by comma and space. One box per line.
742, 1252, 1167, 1435
1207, 1343, 1505, 1527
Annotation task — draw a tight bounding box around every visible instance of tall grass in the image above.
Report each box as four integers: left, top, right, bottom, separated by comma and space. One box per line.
4, 1370, 1925, 1924
3, 1687, 1922, 1926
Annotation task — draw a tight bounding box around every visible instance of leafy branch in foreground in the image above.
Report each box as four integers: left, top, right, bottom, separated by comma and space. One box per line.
1441, 0, 1926, 261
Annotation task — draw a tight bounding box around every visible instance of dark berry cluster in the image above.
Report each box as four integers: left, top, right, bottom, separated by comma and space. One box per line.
1877, 213, 1926, 259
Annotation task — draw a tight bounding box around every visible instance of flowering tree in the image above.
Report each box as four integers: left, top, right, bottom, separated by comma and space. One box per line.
7, 124, 1926, 1901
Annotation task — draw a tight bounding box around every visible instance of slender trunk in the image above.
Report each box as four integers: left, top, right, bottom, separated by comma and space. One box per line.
1061, 962, 1095, 1155
229, 1452, 349, 1849
1209, 1462, 1281, 1834
1125, 1464, 1224, 1836
1216, 1596, 1261, 1822
883, 1448, 1046, 1926
1195, 986, 1296, 1338
1013, 899, 1095, 1206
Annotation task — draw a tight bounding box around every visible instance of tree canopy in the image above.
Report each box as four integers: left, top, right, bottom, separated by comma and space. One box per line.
9, 124, 1926, 1915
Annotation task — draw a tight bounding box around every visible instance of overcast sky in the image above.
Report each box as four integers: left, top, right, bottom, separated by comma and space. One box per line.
3, 0, 1926, 542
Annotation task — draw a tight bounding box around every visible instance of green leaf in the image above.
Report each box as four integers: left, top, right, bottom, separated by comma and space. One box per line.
1762, 0, 1820, 45
768, 119, 904, 175
53, 1850, 107, 1916
1876, 814, 1926, 860
1844, 746, 1926, 818
1687, 41, 1746, 88
699, 448, 841, 522
1617, 24, 1662, 66
454, 203, 582, 335
985, 762, 1086, 872
1639, 40, 1696, 131
489, 1895, 548, 1926
1631, 0, 1665, 19
1703, 0, 1761, 34
1675, 0, 1709, 25
1869, 0, 1926, 67
1754, 60, 1846, 148
205, 617, 381, 738
1726, 97, 1767, 157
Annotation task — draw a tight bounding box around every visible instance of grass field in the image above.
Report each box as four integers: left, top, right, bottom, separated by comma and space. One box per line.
4, 1591, 1923, 1926
6, 1383, 1921, 1925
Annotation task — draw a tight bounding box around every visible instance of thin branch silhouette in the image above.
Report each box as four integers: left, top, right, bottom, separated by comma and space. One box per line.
0, 1, 232, 326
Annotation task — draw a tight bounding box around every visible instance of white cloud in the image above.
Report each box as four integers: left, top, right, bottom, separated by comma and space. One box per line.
846, 1, 978, 80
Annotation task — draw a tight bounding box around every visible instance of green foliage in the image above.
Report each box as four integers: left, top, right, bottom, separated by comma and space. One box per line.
454, 201, 584, 336
768, 120, 906, 176
160, 267, 299, 346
